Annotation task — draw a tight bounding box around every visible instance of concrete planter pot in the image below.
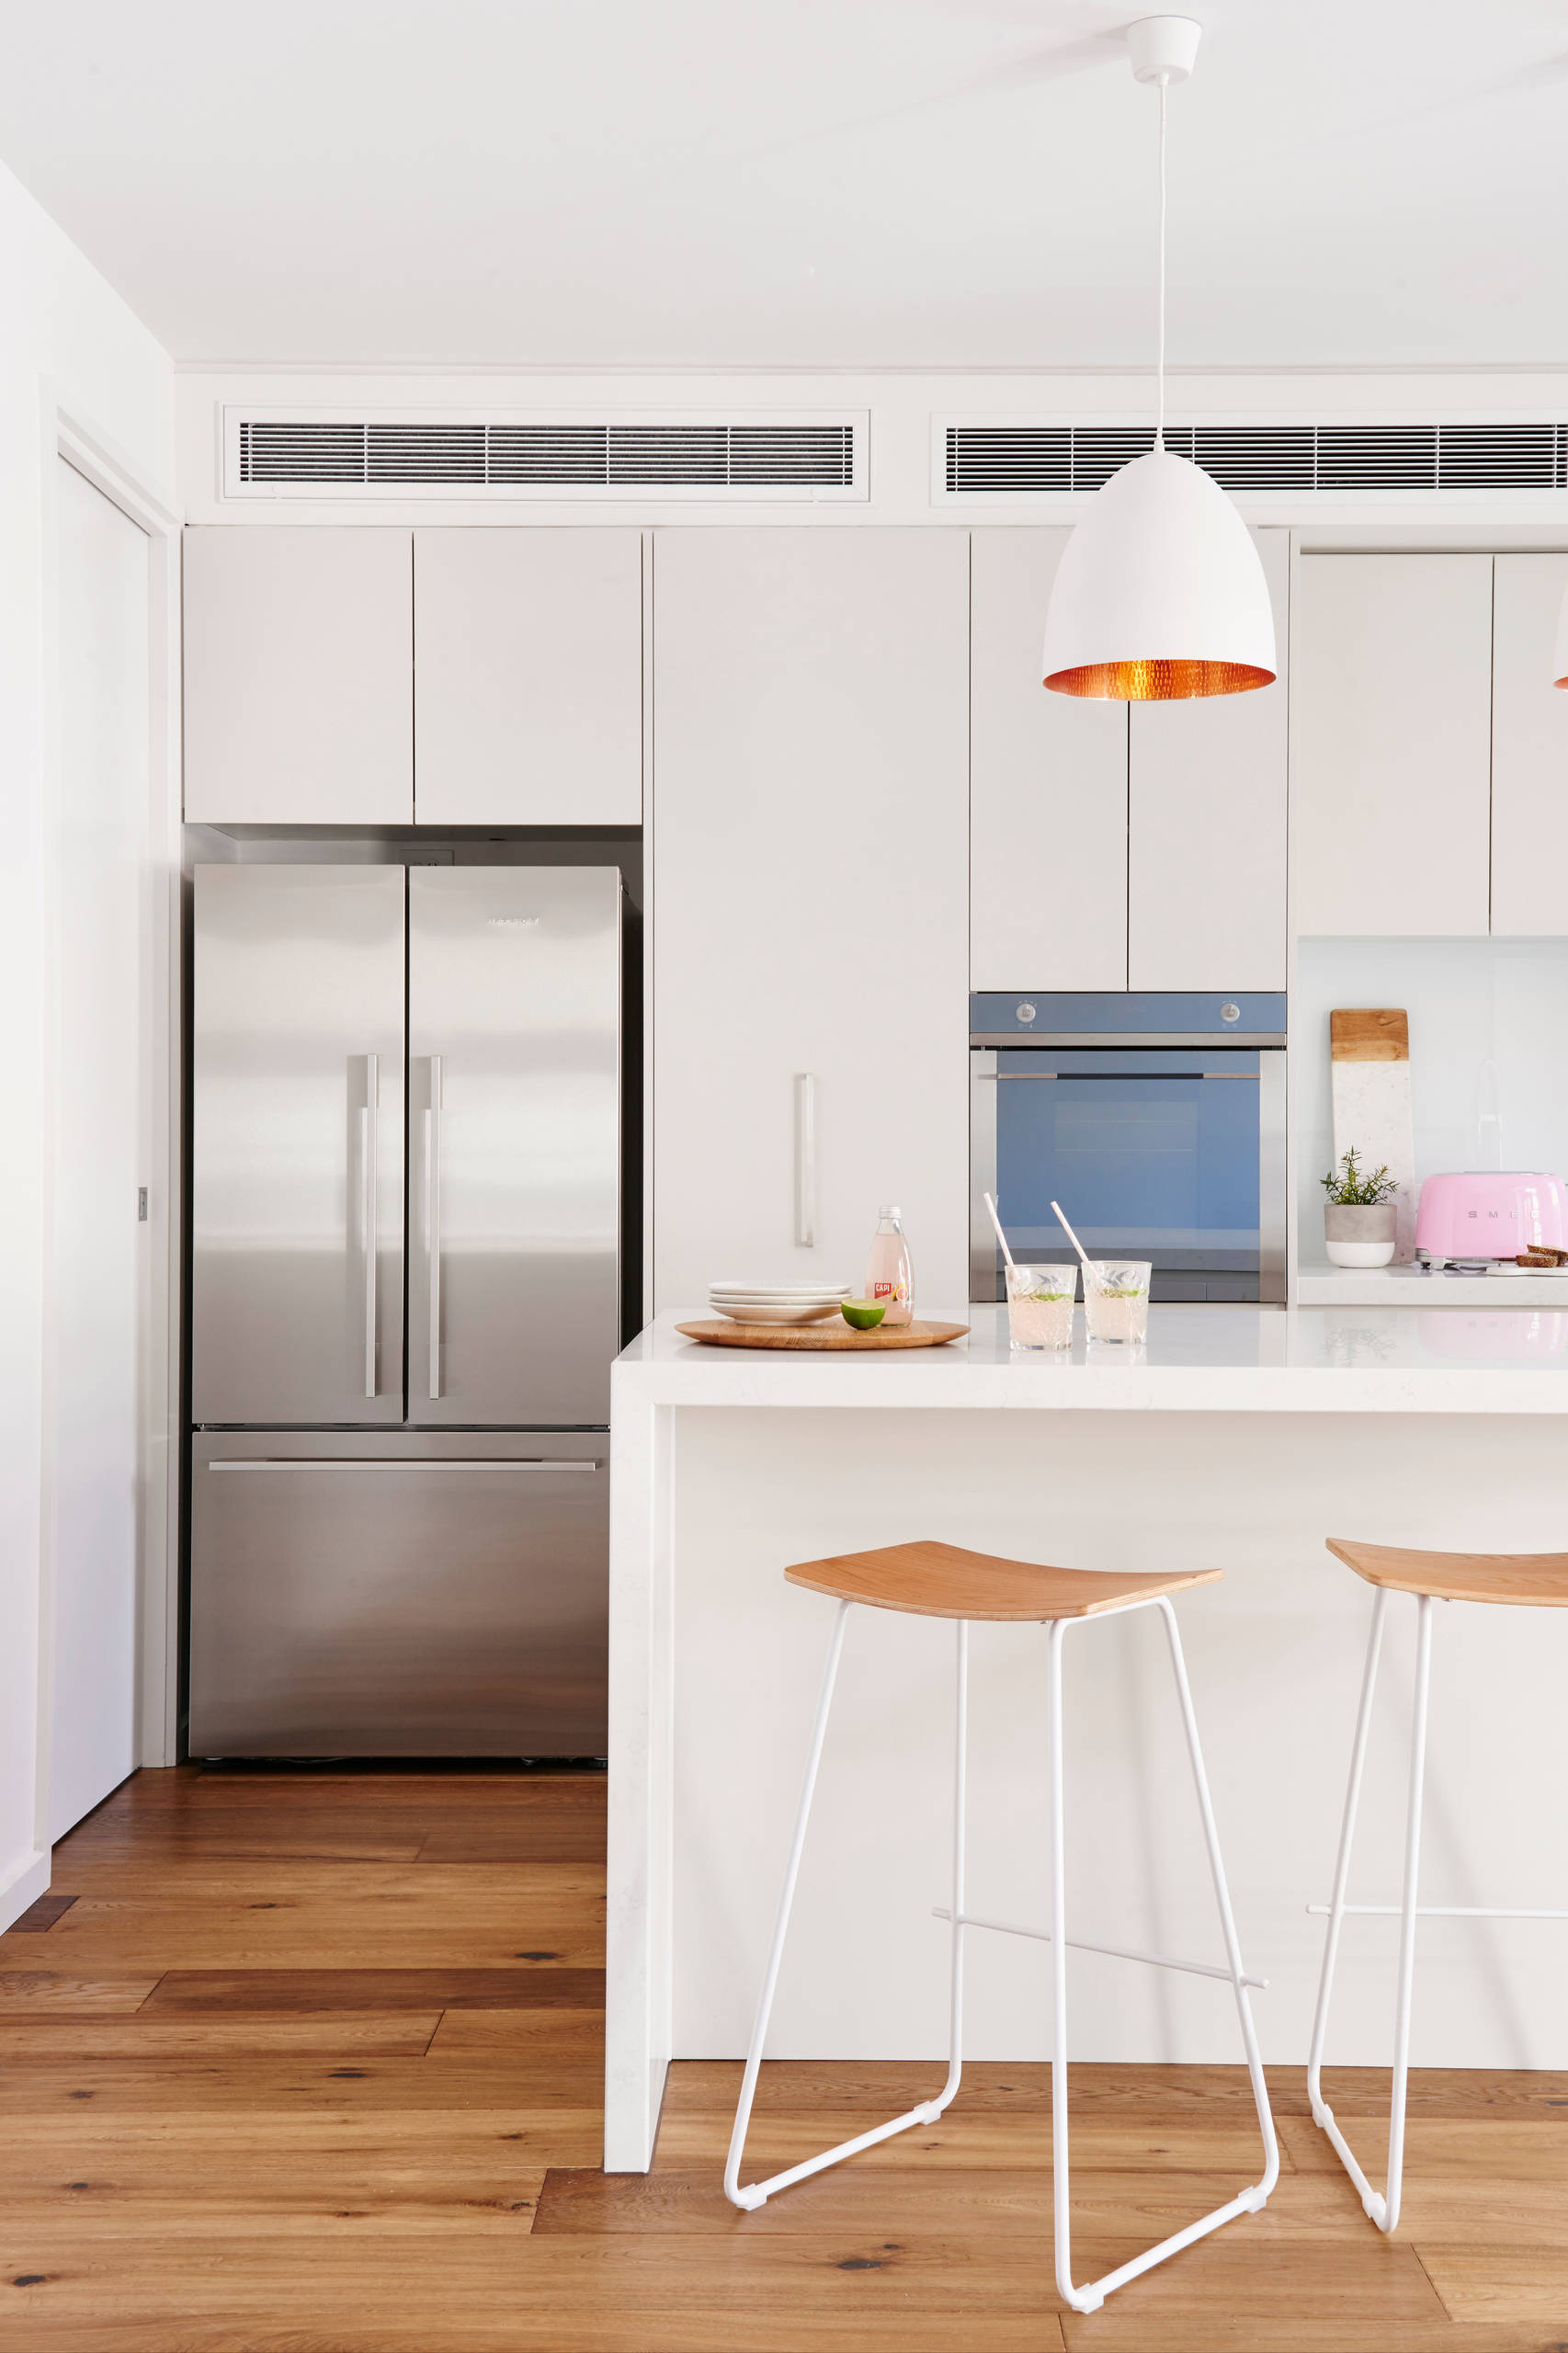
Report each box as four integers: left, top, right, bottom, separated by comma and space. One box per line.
1324, 1201, 1398, 1268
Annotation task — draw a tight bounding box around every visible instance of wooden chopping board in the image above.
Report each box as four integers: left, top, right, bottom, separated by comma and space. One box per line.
676, 1318, 969, 1352
1330, 1007, 1416, 1264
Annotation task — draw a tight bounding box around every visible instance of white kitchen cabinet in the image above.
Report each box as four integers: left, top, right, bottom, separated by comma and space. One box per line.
653, 529, 970, 1311
1128, 529, 1290, 990
183, 529, 414, 824
414, 529, 642, 825
970, 530, 1129, 991
1293, 553, 1494, 938
1491, 553, 1568, 937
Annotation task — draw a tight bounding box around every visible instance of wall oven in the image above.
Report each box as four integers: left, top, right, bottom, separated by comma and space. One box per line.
971, 993, 1287, 1304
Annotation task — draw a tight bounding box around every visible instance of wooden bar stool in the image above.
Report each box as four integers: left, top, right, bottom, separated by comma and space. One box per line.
1309, 1539, 1568, 2234
722, 1539, 1279, 2316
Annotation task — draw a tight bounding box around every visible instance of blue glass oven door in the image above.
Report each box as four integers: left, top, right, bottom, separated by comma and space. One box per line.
993, 1049, 1262, 1302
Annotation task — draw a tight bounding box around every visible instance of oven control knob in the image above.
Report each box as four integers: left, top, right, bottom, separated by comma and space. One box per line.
1221, 1002, 1241, 1023
1016, 1002, 1037, 1024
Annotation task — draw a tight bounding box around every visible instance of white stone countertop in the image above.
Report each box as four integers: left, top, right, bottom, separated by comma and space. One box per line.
614, 1302, 1568, 1413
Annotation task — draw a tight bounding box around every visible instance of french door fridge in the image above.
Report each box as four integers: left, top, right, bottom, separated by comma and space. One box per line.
188, 863, 621, 1757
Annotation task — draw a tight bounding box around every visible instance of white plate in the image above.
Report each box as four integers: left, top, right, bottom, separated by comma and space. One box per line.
706, 1289, 847, 1308
710, 1300, 842, 1324
710, 1290, 850, 1303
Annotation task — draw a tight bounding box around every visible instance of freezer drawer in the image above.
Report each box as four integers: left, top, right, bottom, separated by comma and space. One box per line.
188, 1431, 608, 1757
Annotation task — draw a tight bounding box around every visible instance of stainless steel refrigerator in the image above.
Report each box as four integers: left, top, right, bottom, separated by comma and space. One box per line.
188, 863, 621, 1757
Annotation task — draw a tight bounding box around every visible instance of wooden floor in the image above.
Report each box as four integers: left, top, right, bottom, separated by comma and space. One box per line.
3, 1767, 1566, 2351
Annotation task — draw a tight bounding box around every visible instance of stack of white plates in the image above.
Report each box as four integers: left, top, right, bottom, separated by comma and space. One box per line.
709, 1280, 852, 1326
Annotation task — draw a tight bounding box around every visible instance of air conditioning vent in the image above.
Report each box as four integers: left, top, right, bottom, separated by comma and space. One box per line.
937, 420, 1568, 499
227, 410, 865, 502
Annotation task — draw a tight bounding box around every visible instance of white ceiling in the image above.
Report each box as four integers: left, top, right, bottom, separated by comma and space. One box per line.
3, 0, 1566, 370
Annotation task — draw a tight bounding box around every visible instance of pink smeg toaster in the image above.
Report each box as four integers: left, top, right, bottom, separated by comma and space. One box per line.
1415, 1170, 1568, 1263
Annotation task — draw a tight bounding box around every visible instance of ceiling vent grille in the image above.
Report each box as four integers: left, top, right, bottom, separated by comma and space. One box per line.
937, 420, 1568, 500
227, 410, 865, 502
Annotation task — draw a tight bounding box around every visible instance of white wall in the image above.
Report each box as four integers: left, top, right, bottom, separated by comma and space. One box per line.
0, 162, 173, 1927
1295, 938, 1568, 1254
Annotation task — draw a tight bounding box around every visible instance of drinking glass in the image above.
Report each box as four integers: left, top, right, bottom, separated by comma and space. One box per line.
1083, 1262, 1152, 1344
1006, 1262, 1077, 1350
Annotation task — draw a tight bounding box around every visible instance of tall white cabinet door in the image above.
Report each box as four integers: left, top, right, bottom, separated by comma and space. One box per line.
414, 530, 642, 824
50, 460, 149, 1837
184, 529, 414, 824
1293, 553, 1494, 938
1128, 529, 1290, 990
653, 530, 970, 1311
970, 529, 1129, 990
1492, 553, 1568, 937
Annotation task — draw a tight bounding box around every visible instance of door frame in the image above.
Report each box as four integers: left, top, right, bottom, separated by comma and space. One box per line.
39, 400, 183, 1831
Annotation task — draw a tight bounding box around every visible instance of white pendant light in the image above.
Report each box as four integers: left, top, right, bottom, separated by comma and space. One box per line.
1041, 17, 1278, 700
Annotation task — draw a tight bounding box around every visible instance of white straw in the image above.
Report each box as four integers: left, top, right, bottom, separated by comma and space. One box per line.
982, 1191, 1017, 1273
1050, 1199, 1101, 1292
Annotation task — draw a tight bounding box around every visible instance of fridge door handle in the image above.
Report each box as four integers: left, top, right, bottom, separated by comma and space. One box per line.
424, 1054, 443, 1400
361, 1053, 379, 1398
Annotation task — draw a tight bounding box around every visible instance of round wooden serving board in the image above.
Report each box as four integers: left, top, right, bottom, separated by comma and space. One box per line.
676, 1318, 969, 1352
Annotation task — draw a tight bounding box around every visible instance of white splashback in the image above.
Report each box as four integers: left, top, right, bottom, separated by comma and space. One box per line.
1296, 938, 1568, 1249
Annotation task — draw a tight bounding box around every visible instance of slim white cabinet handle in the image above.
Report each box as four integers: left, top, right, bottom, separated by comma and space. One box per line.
794, 1072, 816, 1248
361, 1052, 379, 1398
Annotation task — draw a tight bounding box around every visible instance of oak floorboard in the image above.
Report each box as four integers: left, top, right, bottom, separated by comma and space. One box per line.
0, 2314, 1067, 2353
1418, 2248, 1568, 2324
0, 1969, 161, 2013
653, 2109, 1296, 2174
140, 1966, 605, 2013
0, 2014, 444, 2059
0, 2057, 606, 2116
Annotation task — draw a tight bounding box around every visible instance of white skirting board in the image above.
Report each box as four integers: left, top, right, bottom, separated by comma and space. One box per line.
1330, 1007, 1416, 1262
0, 1847, 50, 1931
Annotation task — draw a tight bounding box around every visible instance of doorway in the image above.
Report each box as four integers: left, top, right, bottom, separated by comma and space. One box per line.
44, 455, 153, 1838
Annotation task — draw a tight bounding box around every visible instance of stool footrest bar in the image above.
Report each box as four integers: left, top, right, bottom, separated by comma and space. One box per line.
1307, 1904, 1568, 1919
1074, 2184, 1275, 2313
932, 1904, 1267, 1991
731, 2101, 943, 2209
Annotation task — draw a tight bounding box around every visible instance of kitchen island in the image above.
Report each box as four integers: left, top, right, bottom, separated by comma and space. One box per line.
606, 1303, 1568, 2168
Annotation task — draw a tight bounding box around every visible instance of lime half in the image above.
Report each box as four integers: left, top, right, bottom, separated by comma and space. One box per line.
840, 1299, 887, 1330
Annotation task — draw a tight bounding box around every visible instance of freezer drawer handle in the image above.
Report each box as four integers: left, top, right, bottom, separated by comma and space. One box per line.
360, 1052, 379, 1398
425, 1054, 443, 1400
207, 1458, 601, 1473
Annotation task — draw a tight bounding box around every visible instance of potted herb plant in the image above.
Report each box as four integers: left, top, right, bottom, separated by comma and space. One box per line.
1322, 1149, 1399, 1267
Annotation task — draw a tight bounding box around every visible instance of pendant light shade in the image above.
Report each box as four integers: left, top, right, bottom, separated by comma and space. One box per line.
1040, 445, 1278, 699
1040, 17, 1277, 703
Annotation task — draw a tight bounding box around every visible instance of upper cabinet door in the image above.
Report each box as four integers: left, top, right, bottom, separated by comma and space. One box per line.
1128, 529, 1290, 991
413, 530, 642, 825
1293, 553, 1494, 938
970, 530, 1129, 991
653, 530, 970, 1313
1491, 554, 1568, 937
184, 529, 414, 824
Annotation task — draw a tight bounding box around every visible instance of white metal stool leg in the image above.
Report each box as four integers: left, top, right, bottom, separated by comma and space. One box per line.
1046, 1601, 1279, 2317
724, 1607, 971, 2210
1308, 1588, 1434, 2232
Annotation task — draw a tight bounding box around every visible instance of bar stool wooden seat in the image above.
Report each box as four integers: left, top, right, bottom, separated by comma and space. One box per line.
1310, 1538, 1568, 2235
724, 1538, 1279, 2317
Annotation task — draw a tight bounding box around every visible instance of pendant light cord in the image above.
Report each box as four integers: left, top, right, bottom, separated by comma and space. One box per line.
1154, 74, 1168, 449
